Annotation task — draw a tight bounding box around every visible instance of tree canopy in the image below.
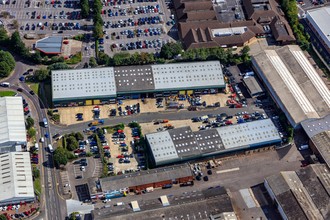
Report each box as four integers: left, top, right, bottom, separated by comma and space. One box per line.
66, 136, 78, 151
26, 117, 34, 129
80, 0, 90, 18
0, 50, 15, 77
53, 147, 69, 167
160, 42, 183, 59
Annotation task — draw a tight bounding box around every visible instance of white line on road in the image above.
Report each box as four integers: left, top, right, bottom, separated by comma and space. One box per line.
216, 167, 240, 174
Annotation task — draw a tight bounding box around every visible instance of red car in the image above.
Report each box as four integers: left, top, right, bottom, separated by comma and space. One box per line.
116, 155, 124, 158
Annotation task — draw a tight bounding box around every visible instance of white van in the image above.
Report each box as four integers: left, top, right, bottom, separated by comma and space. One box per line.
40, 137, 44, 143
115, 202, 124, 206
298, 144, 309, 151
34, 143, 39, 150
48, 144, 54, 153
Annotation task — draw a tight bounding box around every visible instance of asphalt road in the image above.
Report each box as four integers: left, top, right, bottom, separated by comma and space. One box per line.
51, 105, 262, 134
0, 60, 66, 220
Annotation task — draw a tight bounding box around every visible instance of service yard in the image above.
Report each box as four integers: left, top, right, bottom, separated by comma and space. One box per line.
57, 93, 231, 125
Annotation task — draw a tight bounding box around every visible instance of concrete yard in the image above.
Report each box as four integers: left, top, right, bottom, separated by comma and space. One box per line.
57, 93, 231, 125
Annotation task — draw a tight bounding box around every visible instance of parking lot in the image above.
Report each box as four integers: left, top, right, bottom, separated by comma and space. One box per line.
57, 93, 231, 125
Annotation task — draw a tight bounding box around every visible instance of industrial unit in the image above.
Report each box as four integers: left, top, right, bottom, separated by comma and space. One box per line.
252, 45, 330, 128
35, 36, 63, 55
264, 164, 330, 220
301, 114, 330, 169
0, 97, 27, 153
146, 119, 281, 166
88, 164, 193, 198
305, 6, 330, 67
0, 152, 35, 206
51, 61, 225, 106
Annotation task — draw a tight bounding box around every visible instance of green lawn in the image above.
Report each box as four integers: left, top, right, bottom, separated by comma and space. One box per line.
28, 82, 40, 95
0, 90, 16, 97
34, 177, 41, 196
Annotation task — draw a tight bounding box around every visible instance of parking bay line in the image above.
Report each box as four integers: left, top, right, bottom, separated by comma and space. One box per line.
216, 167, 240, 174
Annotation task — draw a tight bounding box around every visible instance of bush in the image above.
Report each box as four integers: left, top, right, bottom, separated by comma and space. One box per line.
54, 147, 69, 167
33, 167, 40, 178
66, 136, 79, 151
65, 52, 82, 64
26, 117, 34, 129
27, 127, 36, 138
0, 50, 15, 77
34, 68, 50, 81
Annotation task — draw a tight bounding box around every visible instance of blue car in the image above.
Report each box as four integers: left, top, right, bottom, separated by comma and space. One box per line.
45, 133, 49, 138
19, 76, 25, 82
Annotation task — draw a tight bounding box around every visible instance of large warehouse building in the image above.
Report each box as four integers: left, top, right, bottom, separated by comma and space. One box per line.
264, 164, 330, 220
0, 152, 35, 206
252, 45, 330, 128
146, 119, 281, 166
301, 114, 330, 169
51, 61, 225, 106
305, 6, 330, 67
0, 97, 27, 153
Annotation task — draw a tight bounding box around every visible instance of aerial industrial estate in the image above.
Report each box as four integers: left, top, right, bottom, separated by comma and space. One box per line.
0, 0, 329, 219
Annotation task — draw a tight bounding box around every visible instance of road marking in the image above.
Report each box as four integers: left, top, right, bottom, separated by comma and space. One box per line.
216, 167, 240, 174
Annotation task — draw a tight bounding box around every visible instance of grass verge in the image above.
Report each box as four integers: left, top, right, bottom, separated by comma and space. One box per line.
0, 90, 16, 97
34, 177, 41, 196
27, 82, 40, 95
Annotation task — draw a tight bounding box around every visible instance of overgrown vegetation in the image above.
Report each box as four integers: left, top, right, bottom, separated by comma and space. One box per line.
0, 90, 16, 97
280, 0, 310, 50
103, 123, 125, 134
72, 34, 84, 41
65, 52, 82, 64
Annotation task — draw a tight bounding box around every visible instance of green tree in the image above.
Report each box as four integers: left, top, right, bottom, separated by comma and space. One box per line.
75, 132, 84, 141
53, 147, 68, 167
93, 22, 103, 39
0, 214, 7, 220
66, 136, 78, 151
48, 62, 71, 70
89, 57, 98, 67
26, 117, 34, 129
27, 127, 36, 138
33, 167, 40, 178
80, 0, 90, 18
30, 51, 42, 64
97, 52, 110, 65
34, 68, 50, 81
0, 27, 8, 44
10, 31, 28, 56
160, 42, 183, 59
0, 61, 11, 77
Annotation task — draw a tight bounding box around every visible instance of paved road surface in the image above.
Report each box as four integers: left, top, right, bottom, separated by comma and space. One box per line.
0, 60, 66, 220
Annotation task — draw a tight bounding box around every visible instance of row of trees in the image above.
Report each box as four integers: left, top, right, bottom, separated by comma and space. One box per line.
80, 0, 90, 19
280, 0, 310, 50
0, 50, 15, 77
92, 0, 103, 39
94, 43, 251, 67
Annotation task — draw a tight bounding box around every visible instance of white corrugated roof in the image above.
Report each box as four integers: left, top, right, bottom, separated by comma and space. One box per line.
265, 50, 316, 114
0, 97, 26, 144
216, 119, 281, 149
306, 7, 330, 49
152, 61, 225, 90
52, 68, 117, 101
0, 152, 34, 202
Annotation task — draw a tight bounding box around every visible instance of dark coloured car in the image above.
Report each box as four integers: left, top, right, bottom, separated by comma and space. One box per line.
29, 90, 35, 95
203, 176, 209, 181
207, 170, 213, 175
76, 175, 82, 179
17, 88, 23, 92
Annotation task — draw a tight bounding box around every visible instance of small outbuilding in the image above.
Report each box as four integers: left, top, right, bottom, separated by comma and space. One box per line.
35, 36, 63, 55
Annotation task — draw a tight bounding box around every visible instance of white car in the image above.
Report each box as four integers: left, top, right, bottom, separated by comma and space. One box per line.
80, 166, 85, 171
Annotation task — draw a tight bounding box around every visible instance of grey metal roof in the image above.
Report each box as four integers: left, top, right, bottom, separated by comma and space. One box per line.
242, 76, 264, 96
35, 36, 63, 54
100, 164, 192, 192
52, 68, 117, 101
252, 45, 330, 127
168, 127, 199, 158
301, 114, 330, 138
216, 119, 281, 149
296, 164, 330, 219
152, 61, 225, 90
193, 129, 224, 154
0, 97, 26, 145
114, 65, 155, 92
311, 131, 330, 169
306, 7, 330, 50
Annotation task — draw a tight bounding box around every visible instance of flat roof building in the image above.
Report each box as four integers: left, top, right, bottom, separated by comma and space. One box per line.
35, 36, 63, 55
0, 97, 26, 153
92, 187, 235, 220
97, 164, 193, 193
52, 61, 225, 106
264, 164, 330, 220
301, 115, 330, 168
0, 152, 35, 205
52, 67, 117, 105
252, 45, 330, 127
242, 76, 264, 97
147, 119, 281, 166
